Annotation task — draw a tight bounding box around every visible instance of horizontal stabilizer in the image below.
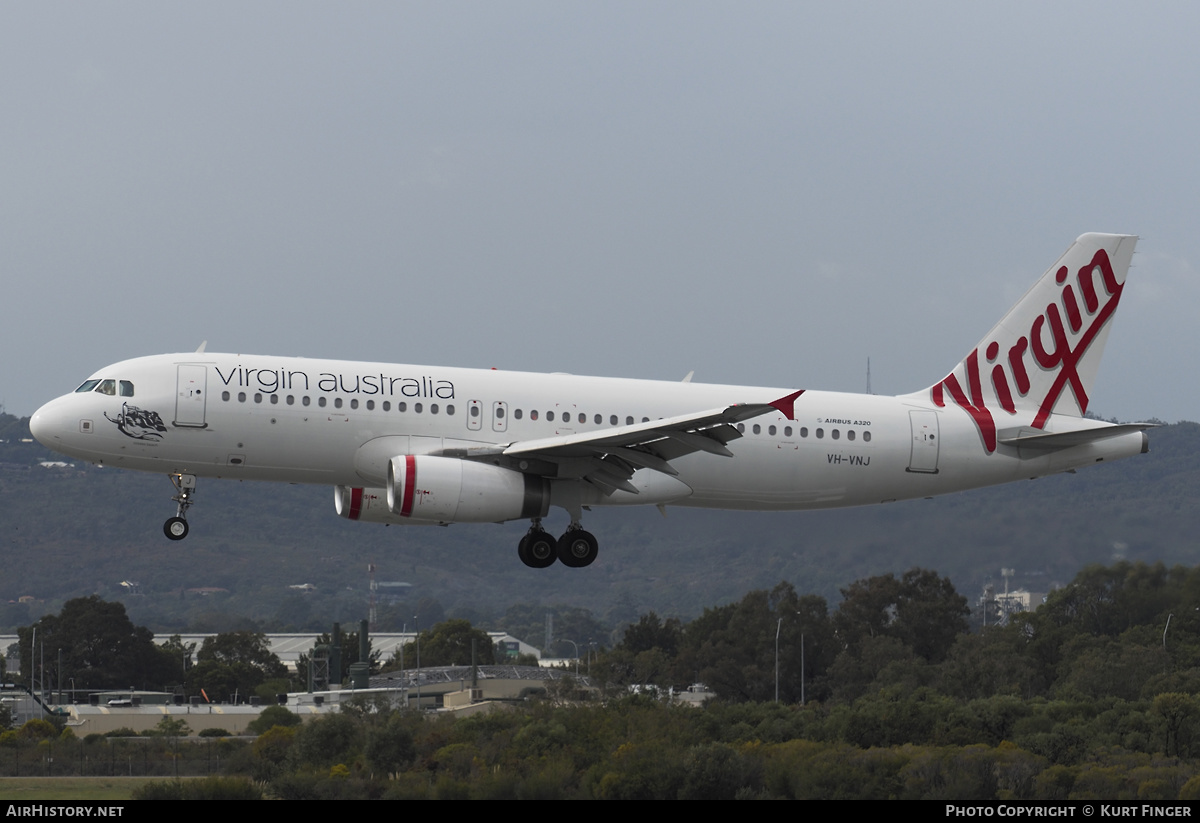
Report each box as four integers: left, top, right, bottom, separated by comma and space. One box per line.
997, 423, 1157, 450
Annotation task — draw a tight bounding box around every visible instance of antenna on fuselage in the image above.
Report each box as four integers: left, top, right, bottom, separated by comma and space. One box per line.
681, 371, 694, 383
195, 340, 208, 354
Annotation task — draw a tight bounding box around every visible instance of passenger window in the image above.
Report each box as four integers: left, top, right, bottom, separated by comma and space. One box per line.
737, 423, 745, 433
832, 429, 839, 440
784, 426, 792, 437
470, 405, 480, 417
800, 427, 808, 437
626, 416, 634, 425
222, 391, 230, 401
447, 405, 455, 416
514, 409, 523, 420
334, 398, 342, 409
287, 395, 295, 406
318, 397, 327, 408
398, 402, 407, 412
531, 410, 539, 421
415, 403, 423, 413
816, 428, 824, 438
610, 415, 617, 425
848, 430, 856, 441
304, 396, 312, 407
496, 407, 505, 419
768, 425, 776, 436
271, 395, 279, 405
238, 392, 246, 403
863, 431, 872, 443
579, 413, 586, 424
119, 381, 134, 397
431, 404, 439, 414
366, 400, 374, 410
547, 411, 555, 421
752, 424, 761, 434
381, 400, 389, 411
255, 393, 263, 404
350, 399, 358, 409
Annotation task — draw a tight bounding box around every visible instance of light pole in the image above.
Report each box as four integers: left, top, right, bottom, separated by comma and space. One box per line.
564, 640, 580, 676
774, 618, 782, 703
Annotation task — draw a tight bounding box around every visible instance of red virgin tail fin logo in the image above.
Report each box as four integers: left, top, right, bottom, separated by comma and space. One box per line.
918, 233, 1137, 453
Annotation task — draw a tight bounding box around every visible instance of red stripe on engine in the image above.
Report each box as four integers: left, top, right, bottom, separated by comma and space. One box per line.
400, 455, 416, 517
348, 487, 363, 520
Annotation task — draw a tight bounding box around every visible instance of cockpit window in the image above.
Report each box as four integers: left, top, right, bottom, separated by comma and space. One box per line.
96, 380, 116, 396
119, 380, 134, 397
75, 380, 101, 393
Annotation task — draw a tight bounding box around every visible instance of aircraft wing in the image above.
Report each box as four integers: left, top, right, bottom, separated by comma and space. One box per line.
437, 390, 802, 496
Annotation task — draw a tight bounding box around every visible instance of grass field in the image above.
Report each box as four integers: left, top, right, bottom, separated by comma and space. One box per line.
0, 776, 161, 801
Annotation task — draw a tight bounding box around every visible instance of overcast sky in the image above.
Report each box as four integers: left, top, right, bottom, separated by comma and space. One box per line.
3, 2, 1197, 423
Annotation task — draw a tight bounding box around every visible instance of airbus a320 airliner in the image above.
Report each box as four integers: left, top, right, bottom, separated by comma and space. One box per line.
31, 233, 1151, 569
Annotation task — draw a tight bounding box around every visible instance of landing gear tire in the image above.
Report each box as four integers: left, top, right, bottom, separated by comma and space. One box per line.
520, 530, 558, 569
557, 529, 598, 568
164, 517, 189, 541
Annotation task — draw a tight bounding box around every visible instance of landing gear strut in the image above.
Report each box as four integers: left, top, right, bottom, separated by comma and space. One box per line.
164, 473, 196, 541
517, 518, 599, 569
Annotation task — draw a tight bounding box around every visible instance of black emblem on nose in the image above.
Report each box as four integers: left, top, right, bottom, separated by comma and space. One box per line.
105, 402, 168, 441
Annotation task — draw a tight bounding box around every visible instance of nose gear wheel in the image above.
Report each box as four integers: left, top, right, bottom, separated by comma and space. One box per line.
164, 473, 196, 541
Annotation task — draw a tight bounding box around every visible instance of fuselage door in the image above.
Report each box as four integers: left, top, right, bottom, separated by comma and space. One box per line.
174, 365, 208, 428
907, 410, 939, 473
467, 400, 483, 431
492, 401, 508, 433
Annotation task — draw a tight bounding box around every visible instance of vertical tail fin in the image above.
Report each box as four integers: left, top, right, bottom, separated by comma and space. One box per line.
915, 233, 1137, 452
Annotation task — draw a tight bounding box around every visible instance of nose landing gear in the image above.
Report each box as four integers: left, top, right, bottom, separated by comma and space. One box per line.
163, 473, 196, 541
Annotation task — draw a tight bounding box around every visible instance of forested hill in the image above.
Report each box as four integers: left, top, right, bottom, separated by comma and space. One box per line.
1, 412, 1196, 632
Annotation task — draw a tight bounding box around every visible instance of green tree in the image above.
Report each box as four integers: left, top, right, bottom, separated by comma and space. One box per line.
402, 619, 496, 668
247, 705, 302, 735
833, 568, 969, 664
186, 631, 286, 701
620, 612, 682, 657
669, 582, 833, 703
294, 712, 362, 769
366, 713, 417, 774
17, 596, 176, 690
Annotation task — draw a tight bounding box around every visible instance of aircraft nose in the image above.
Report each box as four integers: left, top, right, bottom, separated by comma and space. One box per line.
30, 399, 66, 447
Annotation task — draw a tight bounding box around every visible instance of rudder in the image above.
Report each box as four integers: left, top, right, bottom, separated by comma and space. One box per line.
916, 233, 1137, 452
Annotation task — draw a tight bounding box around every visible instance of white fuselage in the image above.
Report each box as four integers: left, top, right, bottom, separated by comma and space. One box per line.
30, 352, 1147, 517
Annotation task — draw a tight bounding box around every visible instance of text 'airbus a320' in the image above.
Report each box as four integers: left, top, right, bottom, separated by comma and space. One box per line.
31, 233, 1151, 569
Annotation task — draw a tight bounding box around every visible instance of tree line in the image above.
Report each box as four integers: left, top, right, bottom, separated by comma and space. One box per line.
10, 561, 1200, 797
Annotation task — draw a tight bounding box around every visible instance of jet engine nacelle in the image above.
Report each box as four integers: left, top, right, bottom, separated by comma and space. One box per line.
386, 454, 551, 523
335, 485, 439, 525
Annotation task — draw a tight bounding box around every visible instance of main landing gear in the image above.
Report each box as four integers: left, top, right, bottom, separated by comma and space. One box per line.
518, 519, 599, 569
163, 473, 196, 541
